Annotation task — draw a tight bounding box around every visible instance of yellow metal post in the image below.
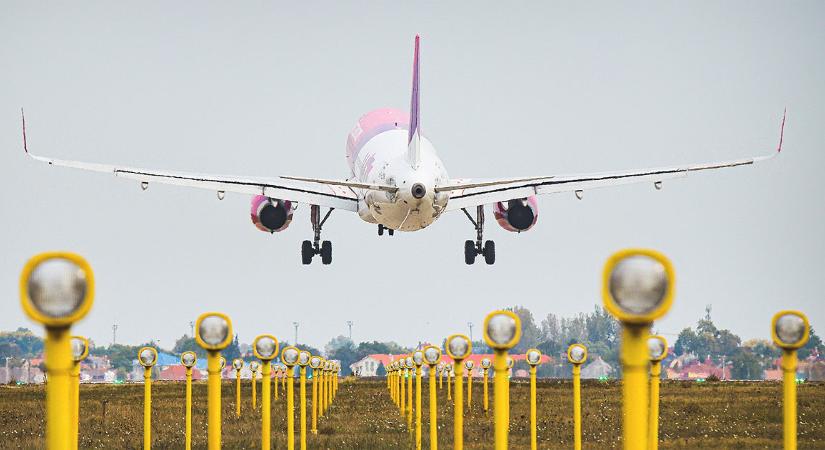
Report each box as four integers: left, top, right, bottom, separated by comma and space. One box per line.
416, 365, 423, 450
261, 362, 272, 450
185, 367, 193, 450
207, 352, 222, 450
782, 350, 798, 450
236, 369, 242, 418
300, 366, 307, 450
428, 366, 438, 450
287, 367, 296, 450
44, 328, 72, 450
493, 351, 508, 450
407, 367, 413, 430
483, 368, 489, 414
621, 325, 649, 450
573, 364, 582, 450
401, 368, 407, 417
143, 367, 152, 450
329, 369, 334, 406
71, 362, 80, 450
398, 369, 403, 410
439, 367, 443, 389
311, 368, 319, 434
648, 361, 661, 450
447, 369, 452, 400
320, 369, 327, 416
530, 366, 538, 450
467, 370, 473, 410
252, 368, 258, 410
453, 362, 465, 450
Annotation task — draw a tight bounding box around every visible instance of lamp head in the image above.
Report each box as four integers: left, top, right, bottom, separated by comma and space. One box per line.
603, 249, 674, 324
138, 346, 158, 368
464, 360, 474, 370
423, 346, 441, 366
71, 336, 89, 362
310, 355, 323, 369
195, 312, 233, 351
181, 351, 197, 368
413, 351, 424, 367
219, 356, 226, 370
281, 346, 299, 367
526, 349, 542, 366
252, 334, 279, 361
480, 358, 491, 369
405, 356, 413, 368
249, 360, 260, 372
647, 335, 668, 361
232, 358, 244, 370
483, 310, 522, 351
298, 350, 311, 367
446, 334, 472, 360
506, 356, 514, 369
771, 310, 810, 350
567, 344, 588, 365
20, 252, 95, 327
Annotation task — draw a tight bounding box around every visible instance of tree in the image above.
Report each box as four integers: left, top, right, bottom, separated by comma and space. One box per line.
325, 336, 357, 376
222, 334, 241, 361
799, 327, 824, 359
730, 348, 762, 380
508, 306, 542, 353
376, 362, 387, 377
674, 328, 697, 355
172, 335, 206, 359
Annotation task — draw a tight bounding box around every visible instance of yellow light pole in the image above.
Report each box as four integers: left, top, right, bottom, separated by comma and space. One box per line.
438, 362, 445, 390
389, 361, 396, 406
232, 359, 244, 418
334, 363, 340, 398
464, 360, 475, 411
412, 351, 425, 450
273, 366, 280, 400
505, 356, 514, 429
253, 335, 279, 450
525, 349, 543, 450
400, 358, 408, 418
567, 344, 588, 450
405, 356, 414, 431
281, 346, 300, 450
297, 350, 311, 450
195, 312, 234, 450
181, 351, 197, 450
602, 249, 675, 450
480, 358, 491, 415
423, 346, 442, 450
138, 347, 158, 450
446, 334, 473, 450
20, 252, 95, 450
249, 361, 260, 410
446, 364, 452, 400
69, 336, 89, 450
482, 310, 522, 450
646, 335, 667, 450
771, 310, 810, 450
309, 356, 324, 435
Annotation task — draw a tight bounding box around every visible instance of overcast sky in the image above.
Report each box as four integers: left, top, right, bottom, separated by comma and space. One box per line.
1, 2, 823, 353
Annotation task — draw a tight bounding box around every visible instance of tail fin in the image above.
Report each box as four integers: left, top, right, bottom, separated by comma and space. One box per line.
407, 35, 421, 169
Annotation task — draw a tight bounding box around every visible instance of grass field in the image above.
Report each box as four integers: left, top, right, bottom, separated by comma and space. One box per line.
1, 378, 824, 449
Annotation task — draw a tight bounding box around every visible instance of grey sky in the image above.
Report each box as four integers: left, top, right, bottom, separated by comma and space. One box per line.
1, 2, 823, 352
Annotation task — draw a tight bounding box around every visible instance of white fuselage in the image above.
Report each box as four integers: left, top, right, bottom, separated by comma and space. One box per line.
350, 129, 449, 231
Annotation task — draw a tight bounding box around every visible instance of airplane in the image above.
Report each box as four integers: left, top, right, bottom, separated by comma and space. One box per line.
22, 35, 784, 265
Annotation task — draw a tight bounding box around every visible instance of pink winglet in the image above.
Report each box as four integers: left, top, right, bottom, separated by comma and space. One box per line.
21, 108, 28, 153
777, 108, 786, 153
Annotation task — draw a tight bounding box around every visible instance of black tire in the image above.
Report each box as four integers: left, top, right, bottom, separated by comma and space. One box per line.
301, 240, 314, 265
320, 241, 332, 265
388, 228, 394, 236
483, 240, 496, 265
378, 225, 384, 236
464, 240, 476, 265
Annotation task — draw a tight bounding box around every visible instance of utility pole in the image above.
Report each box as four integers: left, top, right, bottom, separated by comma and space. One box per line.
189, 321, 195, 337
112, 324, 118, 346
293, 322, 299, 345
346, 321, 353, 340
467, 322, 474, 343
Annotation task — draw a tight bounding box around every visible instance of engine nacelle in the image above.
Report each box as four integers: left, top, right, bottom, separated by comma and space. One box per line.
493, 196, 538, 232
251, 195, 296, 233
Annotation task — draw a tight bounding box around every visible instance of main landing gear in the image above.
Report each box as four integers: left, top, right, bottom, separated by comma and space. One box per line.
462, 205, 495, 265
377, 224, 395, 236
302, 205, 334, 265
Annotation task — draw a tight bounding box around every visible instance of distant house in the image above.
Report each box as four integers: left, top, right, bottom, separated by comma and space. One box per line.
580, 356, 614, 379
349, 353, 553, 378
667, 354, 730, 380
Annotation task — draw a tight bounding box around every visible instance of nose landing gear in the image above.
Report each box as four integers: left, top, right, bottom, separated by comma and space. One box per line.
462, 205, 495, 265
378, 224, 395, 236
301, 205, 334, 265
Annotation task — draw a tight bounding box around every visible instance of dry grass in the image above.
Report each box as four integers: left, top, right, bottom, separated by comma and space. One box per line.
1, 378, 824, 449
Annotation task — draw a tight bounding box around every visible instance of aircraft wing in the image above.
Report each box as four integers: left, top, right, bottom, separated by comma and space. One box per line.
22, 113, 360, 212
443, 112, 785, 212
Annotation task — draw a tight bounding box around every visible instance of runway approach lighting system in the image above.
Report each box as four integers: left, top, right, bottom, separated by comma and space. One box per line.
405, 356, 414, 429
181, 351, 197, 450
249, 361, 260, 409
446, 334, 472, 450
602, 249, 674, 450
297, 350, 311, 450
771, 310, 810, 450
195, 312, 233, 450
253, 334, 279, 450
480, 358, 492, 414
567, 344, 588, 450
483, 310, 522, 450
413, 350, 425, 450
281, 346, 300, 450
309, 355, 324, 435
423, 345, 442, 450
464, 360, 475, 409
438, 362, 446, 390
232, 358, 244, 418
70, 336, 89, 450
526, 349, 542, 450
138, 346, 158, 450
647, 335, 668, 450
20, 252, 94, 450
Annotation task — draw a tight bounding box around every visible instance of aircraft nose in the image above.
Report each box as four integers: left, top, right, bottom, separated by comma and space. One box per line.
411, 183, 427, 199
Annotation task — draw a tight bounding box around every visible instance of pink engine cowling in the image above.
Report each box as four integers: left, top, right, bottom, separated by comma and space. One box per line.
250, 195, 296, 233
493, 196, 539, 232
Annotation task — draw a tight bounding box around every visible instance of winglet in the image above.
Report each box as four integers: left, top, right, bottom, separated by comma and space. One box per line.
407, 35, 421, 169
777, 107, 786, 153
21, 108, 28, 154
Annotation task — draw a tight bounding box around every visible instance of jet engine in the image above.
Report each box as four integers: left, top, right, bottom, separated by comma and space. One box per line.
493, 196, 538, 232
250, 195, 296, 233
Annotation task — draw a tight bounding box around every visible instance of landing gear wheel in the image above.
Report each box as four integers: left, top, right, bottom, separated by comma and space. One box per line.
465, 240, 477, 265
388, 229, 394, 236
483, 240, 495, 265
320, 241, 332, 265
301, 240, 314, 265
378, 225, 384, 236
